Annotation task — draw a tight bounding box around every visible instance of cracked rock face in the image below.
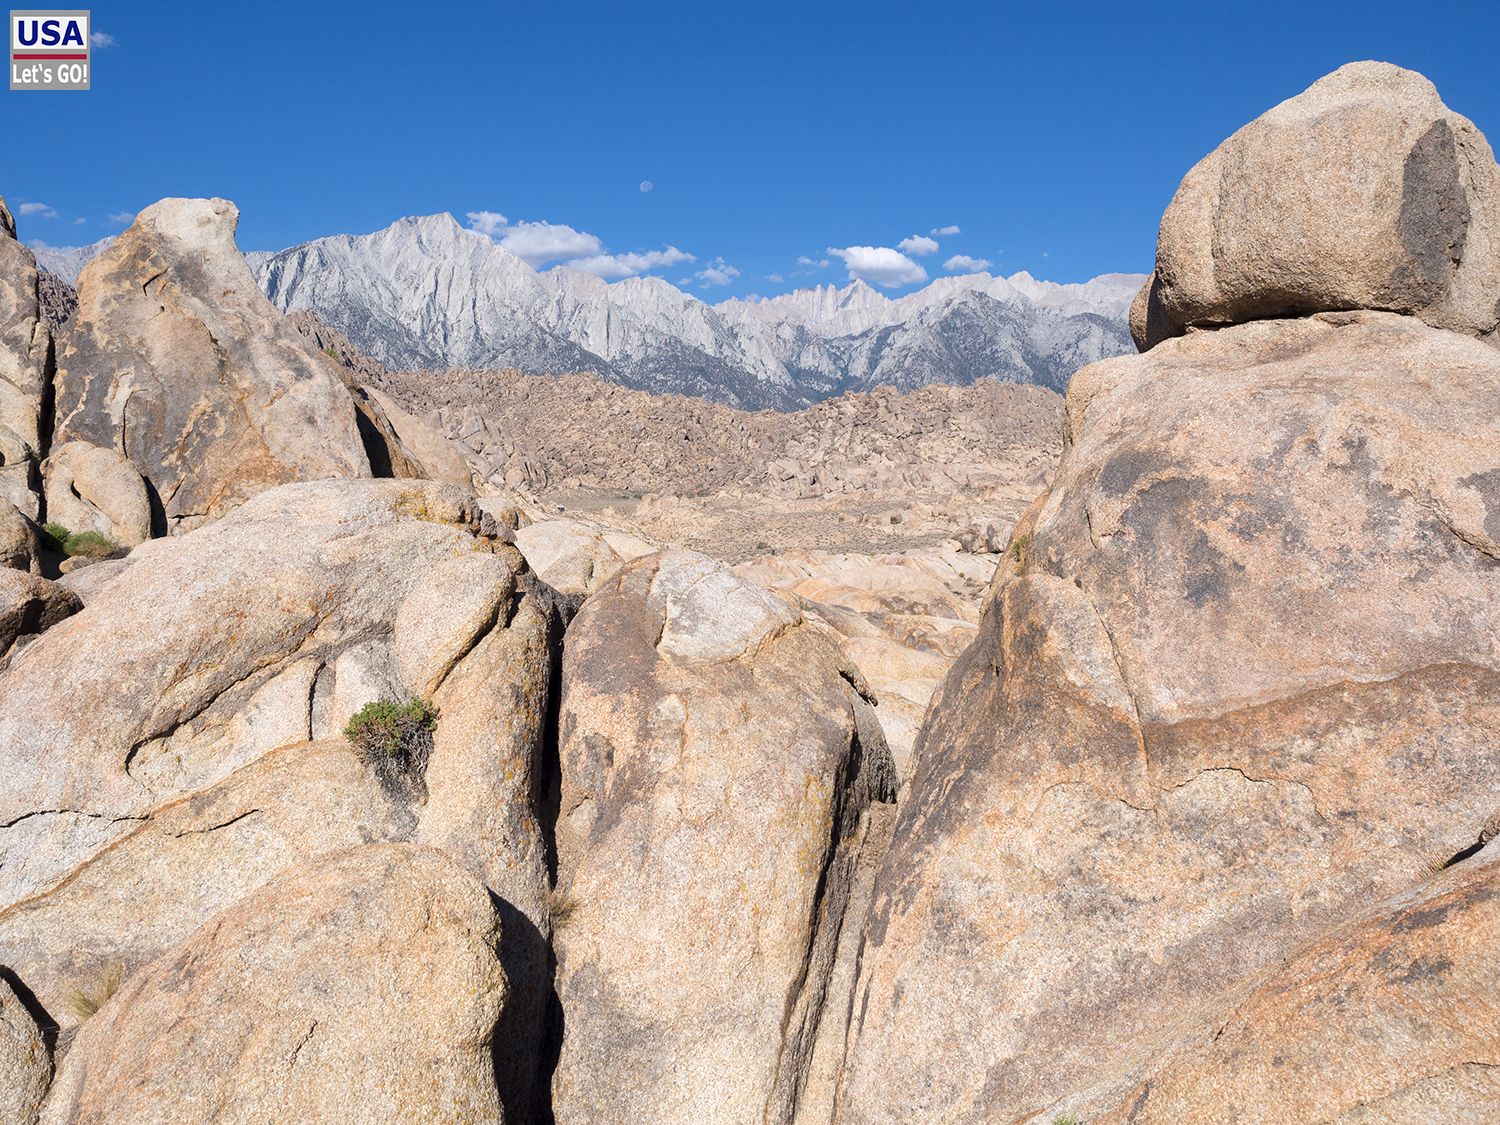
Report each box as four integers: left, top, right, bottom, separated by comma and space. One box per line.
0, 739, 410, 1042
0, 193, 51, 521
1072, 839, 1500, 1122
834, 311, 1500, 1123
51, 198, 373, 531
0, 477, 561, 1119
0, 479, 540, 908
38, 845, 508, 1125
551, 550, 896, 1125
1136, 61, 1500, 349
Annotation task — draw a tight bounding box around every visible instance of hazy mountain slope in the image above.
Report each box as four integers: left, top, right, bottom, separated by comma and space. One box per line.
29, 235, 115, 284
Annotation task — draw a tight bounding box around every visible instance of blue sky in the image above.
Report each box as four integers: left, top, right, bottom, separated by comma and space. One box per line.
7, 0, 1500, 299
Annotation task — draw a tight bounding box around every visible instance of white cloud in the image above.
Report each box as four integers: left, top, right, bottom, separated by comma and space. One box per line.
567, 246, 695, 279
18, 202, 58, 219
639, 181, 654, 193
106, 210, 135, 225
499, 221, 602, 267
944, 254, 992, 273
827, 245, 927, 288
931, 224, 960, 236
796, 255, 830, 268
694, 257, 740, 287
766, 272, 785, 283
898, 234, 939, 257
73, 216, 86, 225
90, 31, 116, 47
466, 210, 606, 267
467, 208, 695, 277
465, 210, 508, 237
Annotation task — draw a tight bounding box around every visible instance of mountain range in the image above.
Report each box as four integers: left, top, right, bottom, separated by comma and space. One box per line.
33, 214, 1143, 410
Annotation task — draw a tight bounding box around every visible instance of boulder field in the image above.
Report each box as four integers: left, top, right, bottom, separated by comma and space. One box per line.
0, 58, 1497, 1125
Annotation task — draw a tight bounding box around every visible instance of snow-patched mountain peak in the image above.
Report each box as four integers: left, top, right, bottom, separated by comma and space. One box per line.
33, 212, 1144, 410
247, 215, 1142, 408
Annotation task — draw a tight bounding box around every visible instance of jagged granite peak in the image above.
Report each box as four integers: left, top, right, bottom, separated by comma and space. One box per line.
36, 211, 1143, 409
246, 214, 1141, 407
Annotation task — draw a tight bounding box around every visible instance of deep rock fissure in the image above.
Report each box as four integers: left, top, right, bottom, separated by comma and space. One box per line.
523, 572, 577, 1125
769, 702, 897, 1124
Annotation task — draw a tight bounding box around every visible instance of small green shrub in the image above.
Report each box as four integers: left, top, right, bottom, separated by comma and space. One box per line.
62, 530, 120, 559
40, 521, 71, 551
344, 698, 437, 790
1051, 1116, 1079, 1125
1010, 533, 1031, 575
39, 522, 122, 560
65, 961, 123, 1022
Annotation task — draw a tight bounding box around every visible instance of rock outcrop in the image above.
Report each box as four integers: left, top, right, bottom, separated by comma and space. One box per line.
34, 269, 76, 334
0, 568, 80, 664
0, 500, 40, 572
734, 546, 994, 777
365, 384, 475, 486
0, 477, 564, 1116
50, 199, 374, 531
512, 516, 656, 595
0, 194, 51, 521
39, 845, 509, 1124
1073, 840, 1500, 1122
836, 65, 1500, 1125
41, 440, 152, 546
282, 308, 479, 483
286, 307, 390, 384
0, 975, 50, 1125
550, 550, 896, 1124
1136, 61, 1500, 349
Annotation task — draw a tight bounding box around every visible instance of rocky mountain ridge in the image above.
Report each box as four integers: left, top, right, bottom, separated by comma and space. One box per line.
28, 237, 114, 286
253, 215, 1138, 408
30, 219, 1138, 410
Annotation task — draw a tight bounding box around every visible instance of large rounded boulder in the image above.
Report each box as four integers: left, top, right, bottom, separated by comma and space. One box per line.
38, 845, 509, 1125
1137, 62, 1500, 348
834, 311, 1500, 1122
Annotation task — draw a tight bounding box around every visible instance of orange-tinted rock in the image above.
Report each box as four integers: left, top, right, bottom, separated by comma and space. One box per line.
835, 313, 1500, 1123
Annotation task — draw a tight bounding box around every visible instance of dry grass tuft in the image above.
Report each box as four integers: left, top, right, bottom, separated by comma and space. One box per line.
65, 960, 124, 1021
